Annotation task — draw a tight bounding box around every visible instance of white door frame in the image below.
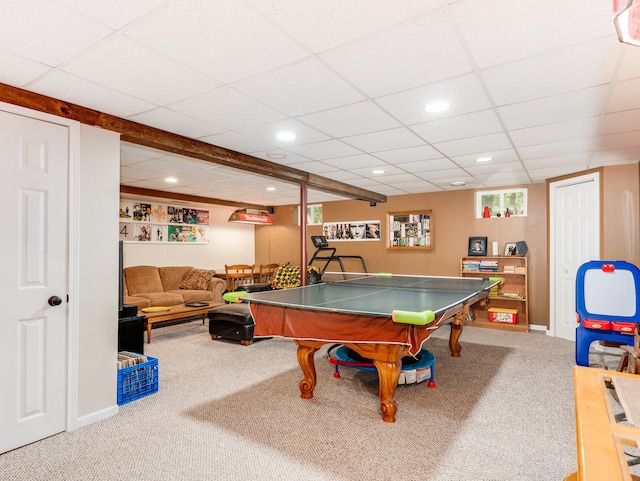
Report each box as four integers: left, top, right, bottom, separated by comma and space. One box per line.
548, 171, 600, 338
0, 101, 81, 431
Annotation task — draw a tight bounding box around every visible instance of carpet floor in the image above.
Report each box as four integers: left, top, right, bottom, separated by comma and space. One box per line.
0, 321, 623, 481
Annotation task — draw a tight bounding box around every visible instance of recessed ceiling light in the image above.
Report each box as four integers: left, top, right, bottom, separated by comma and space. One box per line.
450, 181, 466, 186
266, 186, 276, 191
276, 131, 296, 141
266, 151, 287, 159
424, 101, 450, 113
476, 157, 493, 163
372, 169, 385, 174
164, 177, 178, 183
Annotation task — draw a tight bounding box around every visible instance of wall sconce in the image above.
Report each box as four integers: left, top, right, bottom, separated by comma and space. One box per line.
614, 0, 640, 46
228, 208, 274, 225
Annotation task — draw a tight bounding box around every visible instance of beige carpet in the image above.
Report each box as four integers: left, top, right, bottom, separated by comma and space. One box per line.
0, 321, 621, 481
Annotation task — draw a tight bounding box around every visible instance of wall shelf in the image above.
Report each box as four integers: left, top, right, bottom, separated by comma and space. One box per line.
387, 210, 433, 250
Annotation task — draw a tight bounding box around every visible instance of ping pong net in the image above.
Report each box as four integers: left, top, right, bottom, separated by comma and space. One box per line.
320, 271, 493, 293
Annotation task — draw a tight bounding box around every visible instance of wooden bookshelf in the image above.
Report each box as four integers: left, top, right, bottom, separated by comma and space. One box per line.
459, 256, 528, 332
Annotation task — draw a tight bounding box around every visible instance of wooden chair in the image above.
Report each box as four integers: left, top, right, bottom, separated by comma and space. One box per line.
258, 263, 279, 284
224, 264, 255, 292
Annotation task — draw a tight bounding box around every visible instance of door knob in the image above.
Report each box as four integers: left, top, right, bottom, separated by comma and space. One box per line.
48, 296, 62, 306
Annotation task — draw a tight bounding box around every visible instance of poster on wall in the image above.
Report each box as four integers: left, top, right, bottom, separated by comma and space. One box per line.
322, 220, 381, 241
119, 200, 209, 244
133, 202, 152, 222
168, 225, 198, 242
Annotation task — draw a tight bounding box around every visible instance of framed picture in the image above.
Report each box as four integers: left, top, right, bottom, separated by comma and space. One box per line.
505, 242, 517, 256
468, 236, 487, 256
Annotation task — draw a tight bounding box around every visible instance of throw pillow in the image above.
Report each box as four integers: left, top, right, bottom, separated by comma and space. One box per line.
271, 264, 301, 289
179, 269, 215, 290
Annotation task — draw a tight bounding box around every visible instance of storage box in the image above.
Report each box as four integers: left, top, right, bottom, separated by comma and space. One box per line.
488, 308, 518, 324
117, 355, 158, 405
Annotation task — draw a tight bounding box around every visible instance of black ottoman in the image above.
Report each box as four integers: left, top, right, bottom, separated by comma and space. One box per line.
208, 303, 255, 346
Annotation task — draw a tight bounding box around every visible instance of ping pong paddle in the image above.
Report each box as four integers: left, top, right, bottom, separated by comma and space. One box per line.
392, 309, 436, 325
223, 291, 246, 303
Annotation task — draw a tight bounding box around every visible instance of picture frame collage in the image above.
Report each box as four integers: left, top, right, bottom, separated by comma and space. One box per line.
119, 201, 209, 244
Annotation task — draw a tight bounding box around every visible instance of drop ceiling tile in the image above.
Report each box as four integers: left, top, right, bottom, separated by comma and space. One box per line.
320, 10, 472, 97
236, 119, 330, 148
411, 109, 503, 144
476, 171, 532, 186
249, 0, 442, 52
481, 36, 618, 106
373, 145, 444, 163
129, 108, 226, 138
375, 173, 423, 185
200, 132, 275, 155
299, 101, 401, 138
396, 158, 458, 173
120, 165, 160, 181
286, 161, 337, 174
124, 0, 309, 83
30, 71, 154, 118
342, 128, 425, 152
509, 117, 600, 147
0, 2, 112, 65
523, 153, 590, 170
62, 34, 215, 105
498, 85, 609, 130
428, 175, 476, 187
517, 138, 594, 160
0, 51, 51, 86
449, 148, 519, 167
617, 44, 640, 81
433, 132, 512, 158
376, 74, 492, 126
528, 165, 587, 181
288, 140, 362, 161
466, 161, 524, 176
349, 164, 408, 177
232, 58, 364, 117
249, 150, 316, 166
595, 130, 640, 151
416, 168, 469, 181
452, 0, 613, 68
607, 77, 640, 113
321, 170, 366, 182
170, 86, 286, 131
590, 148, 640, 163
392, 180, 436, 193
600, 110, 640, 135
57, 0, 167, 29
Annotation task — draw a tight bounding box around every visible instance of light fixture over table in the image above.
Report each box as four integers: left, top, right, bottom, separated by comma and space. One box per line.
614, 0, 640, 46
228, 208, 274, 225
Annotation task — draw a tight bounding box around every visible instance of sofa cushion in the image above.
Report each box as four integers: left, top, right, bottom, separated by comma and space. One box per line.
132, 291, 185, 306
158, 266, 195, 291
166, 289, 213, 303
179, 268, 215, 290
124, 266, 163, 295
124, 295, 151, 309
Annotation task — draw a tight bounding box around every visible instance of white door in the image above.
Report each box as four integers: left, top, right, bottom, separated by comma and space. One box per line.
0, 110, 69, 453
549, 173, 600, 341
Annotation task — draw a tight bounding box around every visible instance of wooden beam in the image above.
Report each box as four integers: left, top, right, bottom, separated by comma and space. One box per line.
119, 186, 266, 210
0, 83, 387, 204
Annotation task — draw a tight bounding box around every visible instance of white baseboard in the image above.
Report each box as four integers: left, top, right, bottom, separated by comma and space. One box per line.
529, 324, 546, 332
75, 404, 120, 429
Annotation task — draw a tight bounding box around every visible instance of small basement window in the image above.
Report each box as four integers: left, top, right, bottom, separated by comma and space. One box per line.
294, 204, 323, 226
476, 188, 527, 218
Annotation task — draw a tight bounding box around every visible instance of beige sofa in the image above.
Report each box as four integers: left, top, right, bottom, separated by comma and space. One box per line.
123, 265, 226, 309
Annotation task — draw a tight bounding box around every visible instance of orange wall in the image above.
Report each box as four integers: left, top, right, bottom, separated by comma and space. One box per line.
256, 163, 640, 330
